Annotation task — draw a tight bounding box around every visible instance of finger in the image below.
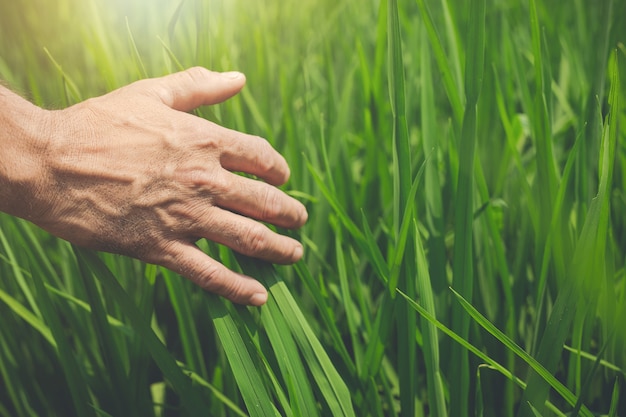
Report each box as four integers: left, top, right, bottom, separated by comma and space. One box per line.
218, 131, 291, 186
197, 207, 304, 264
146, 67, 246, 112
215, 174, 308, 229
160, 240, 268, 306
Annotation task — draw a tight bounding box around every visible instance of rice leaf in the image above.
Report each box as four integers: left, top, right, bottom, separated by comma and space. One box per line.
0, 226, 41, 318
449, 2, 485, 414
174, 360, 248, 417
27, 254, 95, 417
44, 284, 131, 334
260, 287, 319, 416
237, 256, 355, 417
0, 287, 54, 347
413, 220, 447, 416
125, 17, 148, 79
42, 47, 82, 105
414, 0, 464, 124
518, 48, 620, 417
293, 262, 355, 372
419, 25, 447, 293
608, 377, 620, 417
562, 345, 625, 376
206, 294, 279, 417
161, 269, 207, 379
72, 247, 207, 416
77, 253, 131, 416
449, 288, 593, 417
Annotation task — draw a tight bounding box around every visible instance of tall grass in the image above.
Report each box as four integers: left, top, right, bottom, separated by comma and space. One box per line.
1, 0, 625, 415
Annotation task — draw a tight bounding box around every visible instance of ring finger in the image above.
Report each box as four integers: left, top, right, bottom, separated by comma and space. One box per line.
195, 206, 304, 264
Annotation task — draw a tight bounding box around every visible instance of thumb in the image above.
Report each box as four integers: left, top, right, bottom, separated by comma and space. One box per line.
147, 67, 246, 112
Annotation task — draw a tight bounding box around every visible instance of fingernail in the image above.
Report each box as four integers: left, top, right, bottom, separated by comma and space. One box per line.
221, 71, 243, 79
293, 245, 303, 261
250, 292, 268, 306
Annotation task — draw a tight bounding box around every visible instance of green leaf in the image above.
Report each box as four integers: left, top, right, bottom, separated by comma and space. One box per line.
72, 247, 207, 416
449, 288, 593, 417
237, 256, 355, 417
207, 294, 280, 417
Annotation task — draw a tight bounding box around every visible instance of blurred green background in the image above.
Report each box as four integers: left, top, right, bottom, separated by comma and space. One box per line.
1, 0, 626, 416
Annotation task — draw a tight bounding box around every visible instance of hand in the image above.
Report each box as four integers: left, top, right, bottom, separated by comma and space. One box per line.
4, 67, 307, 305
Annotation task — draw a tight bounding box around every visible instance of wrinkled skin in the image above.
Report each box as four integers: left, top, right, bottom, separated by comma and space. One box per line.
0, 67, 307, 305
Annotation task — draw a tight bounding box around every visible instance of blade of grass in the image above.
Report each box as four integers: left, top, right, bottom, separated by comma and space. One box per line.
562, 345, 625, 376
260, 286, 319, 416
175, 361, 248, 417
206, 294, 280, 417
27, 254, 95, 417
126, 17, 148, 79
158, 37, 186, 72
397, 290, 569, 416
571, 326, 614, 416
0, 226, 42, 317
413, 220, 447, 416
449, 0, 485, 415
527, 402, 545, 417
449, 287, 593, 416
414, 0, 464, 125
0, 287, 54, 347
362, 161, 425, 382
419, 25, 447, 293
72, 247, 208, 416
518, 49, 620, 417
0, 329, 29, 417
527, 0, 560, 288
44, 284, 130, 334
578, 0, 615, 213
42, 47, 82, 105
333, 219, 363, 375
607, 377, 620, 417
237, 256, 356, 417
77, 253, 130, 417
293, 261, 355, 372
306, 159, 389, 284
161, 269, 207, 379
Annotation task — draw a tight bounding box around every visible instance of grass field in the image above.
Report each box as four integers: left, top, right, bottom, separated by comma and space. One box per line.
1, 0, 625, 415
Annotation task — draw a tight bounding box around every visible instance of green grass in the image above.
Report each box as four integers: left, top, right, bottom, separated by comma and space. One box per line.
1, 0, 625, 416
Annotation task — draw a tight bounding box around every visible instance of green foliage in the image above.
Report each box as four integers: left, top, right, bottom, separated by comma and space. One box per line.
1, 0, 625, 415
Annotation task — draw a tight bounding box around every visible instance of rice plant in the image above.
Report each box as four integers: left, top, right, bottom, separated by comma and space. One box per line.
0, 0, 625, 416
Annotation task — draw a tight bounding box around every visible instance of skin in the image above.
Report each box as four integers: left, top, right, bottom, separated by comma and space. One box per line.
0, 67, 308, 306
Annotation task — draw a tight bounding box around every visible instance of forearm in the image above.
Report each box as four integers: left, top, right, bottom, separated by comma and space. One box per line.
0, 85, 50, 219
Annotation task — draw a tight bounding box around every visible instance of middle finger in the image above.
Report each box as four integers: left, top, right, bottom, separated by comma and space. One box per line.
214, 172, 308, 230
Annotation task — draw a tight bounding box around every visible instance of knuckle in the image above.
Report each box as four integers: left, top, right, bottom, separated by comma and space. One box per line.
252, 137, 278, 173
176, 167, 229, 196
196, 261, 243, 302
220, 279, 245, 302
196, 124, 222, 150
184, 66, 209, 83
195, 262, 223, 291
146, 239, 179, 265
208, 171, 231, 195
241, 223, 268, 255
260, 188, 283, 220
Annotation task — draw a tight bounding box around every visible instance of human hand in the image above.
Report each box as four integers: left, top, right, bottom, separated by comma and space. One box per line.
8, 67, 307, 305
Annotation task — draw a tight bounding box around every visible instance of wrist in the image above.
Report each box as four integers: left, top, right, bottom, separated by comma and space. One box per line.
0, 86, 53, 221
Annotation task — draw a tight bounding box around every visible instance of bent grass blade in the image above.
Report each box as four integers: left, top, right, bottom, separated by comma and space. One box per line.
398, 289, 592, 416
